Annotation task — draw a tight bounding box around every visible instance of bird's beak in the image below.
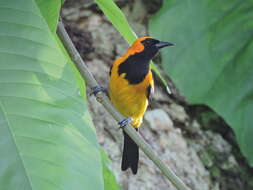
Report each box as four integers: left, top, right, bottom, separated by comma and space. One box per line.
155, 41, 174, 49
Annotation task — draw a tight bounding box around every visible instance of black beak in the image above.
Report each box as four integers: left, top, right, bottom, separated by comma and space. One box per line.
155, 41, 174, 49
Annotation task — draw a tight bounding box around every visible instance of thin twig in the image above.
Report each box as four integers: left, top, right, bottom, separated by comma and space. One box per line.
57, 20, 191, 190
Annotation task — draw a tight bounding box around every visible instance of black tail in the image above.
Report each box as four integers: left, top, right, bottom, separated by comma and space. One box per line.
121, 130, 139, 174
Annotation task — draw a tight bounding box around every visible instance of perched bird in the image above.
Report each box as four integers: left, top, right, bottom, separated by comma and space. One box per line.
108, 36, 173, 174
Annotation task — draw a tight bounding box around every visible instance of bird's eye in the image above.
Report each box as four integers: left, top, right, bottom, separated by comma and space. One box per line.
142, 38, 155, 46
144, 39, 152, 45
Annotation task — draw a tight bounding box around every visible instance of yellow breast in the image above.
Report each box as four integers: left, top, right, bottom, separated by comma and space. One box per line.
109, 58, 153, 128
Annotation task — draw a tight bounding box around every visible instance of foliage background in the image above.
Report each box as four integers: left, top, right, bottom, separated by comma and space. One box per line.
150, 0, 253, 166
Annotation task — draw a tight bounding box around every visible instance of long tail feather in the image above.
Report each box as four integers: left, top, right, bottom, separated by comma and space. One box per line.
121, 130, 139, 174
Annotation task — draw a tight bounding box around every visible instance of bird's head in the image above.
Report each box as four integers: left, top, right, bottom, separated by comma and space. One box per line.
127, 36, 174, 60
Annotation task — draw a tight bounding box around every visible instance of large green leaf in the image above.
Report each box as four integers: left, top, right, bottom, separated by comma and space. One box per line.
0, 0, 104, 189
150, 0, 253, 165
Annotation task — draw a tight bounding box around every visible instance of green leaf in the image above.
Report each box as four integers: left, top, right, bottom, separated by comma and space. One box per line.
95, 0, 137, 44
150, 0, 253, 165
100, 149, 122, 190
95, 0, 171, 92
35, 0, 61, 32
0, 0, 104, 189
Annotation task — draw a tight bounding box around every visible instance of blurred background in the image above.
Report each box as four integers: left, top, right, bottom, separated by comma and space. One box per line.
62, 0, 253, 189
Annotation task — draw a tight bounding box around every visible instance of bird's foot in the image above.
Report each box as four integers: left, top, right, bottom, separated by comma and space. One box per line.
118, 117, 133, 130
90, 85, 107, 96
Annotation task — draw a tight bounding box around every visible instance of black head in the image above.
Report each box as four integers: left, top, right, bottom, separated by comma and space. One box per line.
117, 37, 174, 84
140, 37, 174, 60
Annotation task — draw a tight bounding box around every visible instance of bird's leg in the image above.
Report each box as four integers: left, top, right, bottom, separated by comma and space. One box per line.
90, 85, 108, 96
118, 117, 133, 129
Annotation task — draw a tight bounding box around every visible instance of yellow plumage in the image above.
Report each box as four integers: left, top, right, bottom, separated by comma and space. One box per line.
109, 58, 153, 127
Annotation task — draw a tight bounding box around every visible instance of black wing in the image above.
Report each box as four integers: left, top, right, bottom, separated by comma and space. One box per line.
109, 64, 113, 76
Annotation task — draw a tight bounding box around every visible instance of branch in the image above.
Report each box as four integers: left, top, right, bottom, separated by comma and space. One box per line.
57, 20, 191, 190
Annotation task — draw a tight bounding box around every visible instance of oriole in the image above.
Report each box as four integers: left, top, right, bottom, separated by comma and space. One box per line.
108, 36, 173, 174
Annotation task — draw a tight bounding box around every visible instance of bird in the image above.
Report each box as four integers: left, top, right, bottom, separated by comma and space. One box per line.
108, 36, 173, 174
